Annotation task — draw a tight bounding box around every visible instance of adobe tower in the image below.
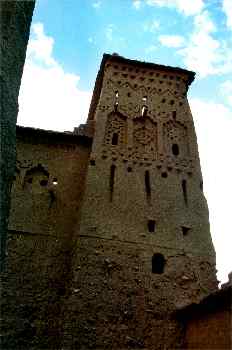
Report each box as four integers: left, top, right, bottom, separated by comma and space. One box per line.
62, 54, 218, 349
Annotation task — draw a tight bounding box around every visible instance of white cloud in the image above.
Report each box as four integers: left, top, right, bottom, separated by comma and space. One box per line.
18, 23, 91, 131
220, 80, 232, 106
144, 19, 160, 33
145, 44, 157, 54
88, 37, 97, 46
158, 34, 185, 48
92, 1, 102, 9
222, 0, 232, 29
179, 11, 232, 77
132, 0, 141, 10
27, 23, 56, 66
145, 0, 204, 16
190, 98, 232, 283
143, 1, 232, 78
105, 24, 115, 41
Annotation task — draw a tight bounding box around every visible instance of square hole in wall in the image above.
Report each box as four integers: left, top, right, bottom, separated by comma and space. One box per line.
182, 226, 190, 236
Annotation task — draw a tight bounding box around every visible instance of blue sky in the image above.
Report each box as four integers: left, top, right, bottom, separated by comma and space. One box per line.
18, 0, 232, 283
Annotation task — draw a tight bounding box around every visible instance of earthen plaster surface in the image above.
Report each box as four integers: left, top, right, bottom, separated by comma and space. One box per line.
1, 126, 91, 349
61, 55, 218, 349
1, 54, 221, 349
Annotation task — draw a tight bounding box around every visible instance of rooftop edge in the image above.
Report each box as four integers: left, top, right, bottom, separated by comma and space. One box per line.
88, 53, 196, 120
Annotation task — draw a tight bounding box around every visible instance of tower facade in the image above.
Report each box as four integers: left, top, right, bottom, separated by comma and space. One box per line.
62, 54, 218, 349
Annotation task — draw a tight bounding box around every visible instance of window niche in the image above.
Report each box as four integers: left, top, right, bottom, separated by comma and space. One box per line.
145, 170, 151, 202
40, 179, 48, 187
148, 220, 156, 233
182, 226, 190, 236
161, 172, 168, 178
172, 143, 179, 156
182, 179, 188, 206
52, 178, 58, 185
114, 91, 119, 111
152, 253, 165, 274
109, 164, 116, 202
200, 180, 203, 191
141, 105, 148, 117
112, 133, 119, 145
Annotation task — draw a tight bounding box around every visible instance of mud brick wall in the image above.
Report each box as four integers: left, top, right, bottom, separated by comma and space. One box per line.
0, 127, 91, 349
61, 55, 218, 349
179, 286, 232, 349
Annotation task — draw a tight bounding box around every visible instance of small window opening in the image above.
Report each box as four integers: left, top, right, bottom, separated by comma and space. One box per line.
141, 105, 148, 117
172, 111, 176, 119
148, 220, 156, 233
40, 179, 48, 187
57, 286, 66, 296
90, 159, 96, 166
152, 253, 165, 274
172, 143, 179, 156
127, 167, 132, 172
112, 133, 118, 145
161, 172, 168, 178
182, 226, 190, 236
53, 178, 58, 185
109, 165, 116, 202
145, 170, 151, 202
200, 180, 203, 191
182, 179, 188, 205
115, 91, 119, 111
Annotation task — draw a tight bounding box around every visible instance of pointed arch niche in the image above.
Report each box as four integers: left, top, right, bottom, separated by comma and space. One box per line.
23, 164, 49, 194
133, 116, 157, 160
104, 111, 127, 152
163, 120, 189, 158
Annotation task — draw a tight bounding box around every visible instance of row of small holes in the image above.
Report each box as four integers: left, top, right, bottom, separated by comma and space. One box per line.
110, 65, 185, 82
148, 220, 190, 236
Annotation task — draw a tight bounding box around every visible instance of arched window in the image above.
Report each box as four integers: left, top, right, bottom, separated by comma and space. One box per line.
152, 253, 165, 274
23, 164, 49, 193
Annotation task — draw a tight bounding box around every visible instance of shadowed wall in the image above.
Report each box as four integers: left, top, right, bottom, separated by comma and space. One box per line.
0, 0, 35, 270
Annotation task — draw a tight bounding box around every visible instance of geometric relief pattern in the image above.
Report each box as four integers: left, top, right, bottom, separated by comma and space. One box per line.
104, 112, 127, 151
133, 116, 158, 160
163, 120, 189, 158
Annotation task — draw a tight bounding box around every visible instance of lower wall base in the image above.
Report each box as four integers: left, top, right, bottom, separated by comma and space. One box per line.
60, 236, 216, 349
